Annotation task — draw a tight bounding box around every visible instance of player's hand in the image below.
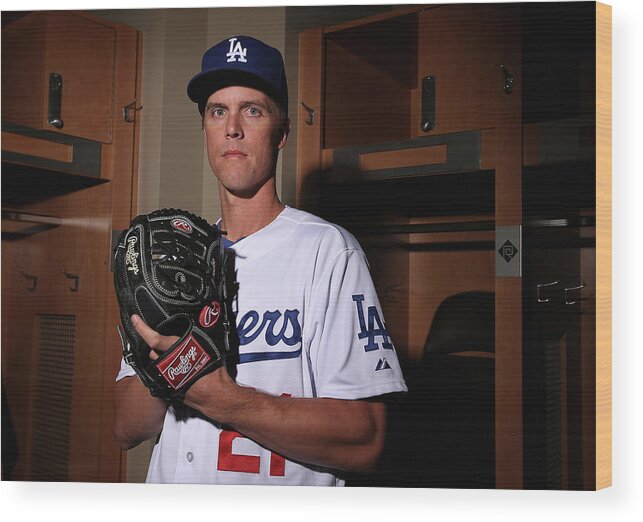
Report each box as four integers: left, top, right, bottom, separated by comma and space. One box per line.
131, 314, 179, 360
131, 313, 236, 419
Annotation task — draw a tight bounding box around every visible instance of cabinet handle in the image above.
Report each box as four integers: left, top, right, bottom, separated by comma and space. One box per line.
421, 76, 436, 132
48, 72, 64, 129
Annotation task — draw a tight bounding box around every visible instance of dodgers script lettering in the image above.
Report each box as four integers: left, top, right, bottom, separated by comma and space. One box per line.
237, 309, 302, 347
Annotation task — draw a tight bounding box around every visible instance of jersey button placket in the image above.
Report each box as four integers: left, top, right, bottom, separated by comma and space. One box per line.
186, 451, 194, 463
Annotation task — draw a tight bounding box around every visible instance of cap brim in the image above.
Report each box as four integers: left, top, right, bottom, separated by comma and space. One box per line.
187, 69, 283, 114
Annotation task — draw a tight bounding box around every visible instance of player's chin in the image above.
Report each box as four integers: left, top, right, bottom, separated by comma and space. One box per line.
211, 160, 248, 181
223, 178, 270, 200
229, 189, 262, 200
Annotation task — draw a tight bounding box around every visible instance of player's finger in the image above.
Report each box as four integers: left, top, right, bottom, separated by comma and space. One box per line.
131, 314, 178, 353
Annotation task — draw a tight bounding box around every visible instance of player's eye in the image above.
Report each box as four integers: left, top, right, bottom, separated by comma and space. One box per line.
209, 107, 226, 117
246, 106, 262, 117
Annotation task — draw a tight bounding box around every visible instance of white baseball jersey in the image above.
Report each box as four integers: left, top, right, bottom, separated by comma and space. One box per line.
117, 206, 407, 485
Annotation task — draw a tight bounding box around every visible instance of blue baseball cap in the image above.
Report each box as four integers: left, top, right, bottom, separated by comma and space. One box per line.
187, 35, 288, 116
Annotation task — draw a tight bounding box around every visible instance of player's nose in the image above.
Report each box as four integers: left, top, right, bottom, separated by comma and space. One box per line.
225, 112, 243, 139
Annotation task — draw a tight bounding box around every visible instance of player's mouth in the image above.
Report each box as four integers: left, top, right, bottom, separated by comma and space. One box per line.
222, 149, 247, 158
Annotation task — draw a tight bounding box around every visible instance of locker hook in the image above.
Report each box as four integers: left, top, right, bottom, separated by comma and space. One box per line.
537, 280, 559, 303
123, 100, 143, 123
382, 282, 401, 302
20, 271, 38, 292
62, 269, 80, 292
500, 64, 514, 94
564, 283, 585, 305
301, 102, 315, 126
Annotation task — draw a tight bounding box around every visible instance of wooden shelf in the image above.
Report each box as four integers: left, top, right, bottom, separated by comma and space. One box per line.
1, 209, 63, 239
1, 161, 109, 206
1, 122, 108, 206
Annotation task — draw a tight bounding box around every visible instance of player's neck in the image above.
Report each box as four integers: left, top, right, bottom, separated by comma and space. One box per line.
218, 185, 284, 242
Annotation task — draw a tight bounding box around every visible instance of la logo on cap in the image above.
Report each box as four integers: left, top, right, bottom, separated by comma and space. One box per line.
226, 37, 247, 63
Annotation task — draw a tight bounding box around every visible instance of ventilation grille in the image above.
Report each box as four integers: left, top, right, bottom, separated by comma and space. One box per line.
543, 338, 563, 489
31, 314, 75, 481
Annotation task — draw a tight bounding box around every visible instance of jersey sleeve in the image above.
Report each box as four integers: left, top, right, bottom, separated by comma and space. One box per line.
306, 247, 407, 400
116, 357, 136, 381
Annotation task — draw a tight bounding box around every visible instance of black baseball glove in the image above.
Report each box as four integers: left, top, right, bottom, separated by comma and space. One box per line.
113, 208, 232, 402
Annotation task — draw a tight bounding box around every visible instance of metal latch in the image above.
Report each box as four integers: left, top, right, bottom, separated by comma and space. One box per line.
48, 72, 64, 129
421, 76, 436, 132
496, 225, 522, 277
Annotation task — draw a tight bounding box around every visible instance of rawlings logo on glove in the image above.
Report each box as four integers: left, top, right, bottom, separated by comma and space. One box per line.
200, 301, 221, 328
113, 208, 233, 402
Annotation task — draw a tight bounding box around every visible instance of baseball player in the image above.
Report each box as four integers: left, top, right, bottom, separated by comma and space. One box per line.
113, 35, 407, 485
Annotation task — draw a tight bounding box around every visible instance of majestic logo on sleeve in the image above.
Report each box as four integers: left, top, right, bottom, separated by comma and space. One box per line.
226, 37, 248, 63
353, 294, 394, 352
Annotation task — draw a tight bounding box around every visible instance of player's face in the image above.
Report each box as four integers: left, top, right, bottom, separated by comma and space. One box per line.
203, 86, 289, 198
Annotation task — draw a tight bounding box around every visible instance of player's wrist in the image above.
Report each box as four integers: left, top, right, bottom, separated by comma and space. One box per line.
183, 366, 244, 423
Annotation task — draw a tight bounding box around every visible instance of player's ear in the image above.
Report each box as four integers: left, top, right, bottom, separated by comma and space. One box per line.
276, 118, 291, 150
